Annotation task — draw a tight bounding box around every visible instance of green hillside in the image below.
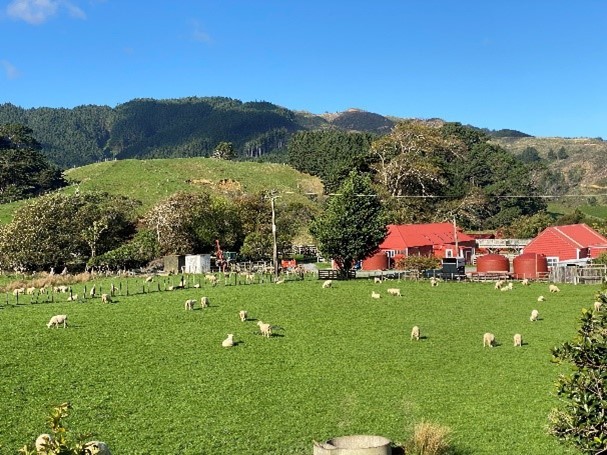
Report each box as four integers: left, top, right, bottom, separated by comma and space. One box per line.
0, 158, 323, 223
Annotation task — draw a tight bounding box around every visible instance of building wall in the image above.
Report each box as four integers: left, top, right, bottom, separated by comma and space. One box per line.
524, 230, 578, 261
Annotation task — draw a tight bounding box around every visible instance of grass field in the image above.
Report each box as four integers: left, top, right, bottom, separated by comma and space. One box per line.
0, 276, 595, 454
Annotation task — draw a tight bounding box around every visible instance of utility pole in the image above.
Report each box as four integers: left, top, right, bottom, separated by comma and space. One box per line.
265, 191, 281, 279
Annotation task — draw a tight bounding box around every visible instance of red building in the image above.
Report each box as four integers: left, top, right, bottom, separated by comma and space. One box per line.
523, 223, 607, 266
377, 223, 477, 263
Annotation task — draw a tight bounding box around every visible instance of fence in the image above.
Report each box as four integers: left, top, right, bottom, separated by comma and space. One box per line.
549, 265, 607, 284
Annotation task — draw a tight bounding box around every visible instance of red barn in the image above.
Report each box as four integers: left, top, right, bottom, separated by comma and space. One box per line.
377, 223, 477, 263
523, 223, 607, 266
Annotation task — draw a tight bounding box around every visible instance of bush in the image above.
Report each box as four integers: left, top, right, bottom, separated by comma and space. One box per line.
404, 421, 452, 455
394, 255, 440, 272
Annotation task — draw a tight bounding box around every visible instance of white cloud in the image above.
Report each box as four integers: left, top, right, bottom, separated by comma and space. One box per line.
0, 60, 20, 80
6, 0, 86, 25
190, 20, 211, 43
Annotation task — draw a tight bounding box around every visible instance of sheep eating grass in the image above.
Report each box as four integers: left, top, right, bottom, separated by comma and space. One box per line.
513, 333, 522, 347
410, 325, 420, 341
530, 309, 539, 322
371, 291, 381, 299
47, 314, 68, 329
322, 280, 333, 289
483, 332, 495, 347
200, 296, 210, 308
537, 295, 546, 302
387, 288, 401, 297
549, 284, 560, 293
239, 310, 248, 322
185, 299, 196, 310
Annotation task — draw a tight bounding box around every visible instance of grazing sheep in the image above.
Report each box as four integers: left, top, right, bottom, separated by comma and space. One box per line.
222, 333, 235, 348
67, 294, 78, 301
193, 283, 201, 288
521, 278, 530, 286
494, 280, 505, 290
35, 433, 53, 453
410, 325, 420, 341
374, 277, 382, 284
483, 332, 495, 347
26, 286, 36, 295
200, 296, 210, 308
101, 293, 111, 304
371, 291, 381, 299
387, 288, 401, 297
507, 282, 513, 290
537, 295, 546, 302
530, 309, 539, 322
239, 310, 248, 322
322, 280, 333, 288
245, 273, 256, 283
275, 279, 285, 285
594, 301, 602, 312
429, 277, 439, 287
549, 284, 560, 293
257, 321, 273, 338
39, 286, 48, 294
82, 440, 111, 455
184, 299, 196, 310
513, 333, 523, 347
47, 314, 68, 328
500, 285, 511, 292
12, 287, 25, 296
54, 285, 69, 293
145, 276, 154, 283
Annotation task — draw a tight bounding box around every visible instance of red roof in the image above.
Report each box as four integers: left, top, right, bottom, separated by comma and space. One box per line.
380, 223, 476, 249
524, 223, 607, 259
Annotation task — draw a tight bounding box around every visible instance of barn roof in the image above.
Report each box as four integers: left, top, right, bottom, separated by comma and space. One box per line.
528, 223, 607, 249
380, 223, 476, 249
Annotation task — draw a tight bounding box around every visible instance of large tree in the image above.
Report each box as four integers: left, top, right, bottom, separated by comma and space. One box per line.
0, 123, 66, 203
310, 172, 387, 272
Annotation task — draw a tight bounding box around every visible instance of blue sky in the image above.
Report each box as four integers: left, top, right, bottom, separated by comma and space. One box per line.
1, 0, 606, 138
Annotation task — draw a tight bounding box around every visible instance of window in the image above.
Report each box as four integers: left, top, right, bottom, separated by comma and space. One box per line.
445, 249, 453, 258
546, 257, 559, 268
385, 250, 397, 258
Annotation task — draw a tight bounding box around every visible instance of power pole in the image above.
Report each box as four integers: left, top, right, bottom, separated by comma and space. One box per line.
270, 195, 278, 278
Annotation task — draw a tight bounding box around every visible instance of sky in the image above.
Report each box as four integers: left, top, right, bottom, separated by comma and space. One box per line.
1, 0, 606, 138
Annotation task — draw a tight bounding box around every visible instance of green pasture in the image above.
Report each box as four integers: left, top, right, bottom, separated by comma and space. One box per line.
0, 276, 596, 454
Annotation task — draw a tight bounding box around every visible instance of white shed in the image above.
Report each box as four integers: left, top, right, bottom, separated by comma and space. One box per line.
184, 254, 211, 274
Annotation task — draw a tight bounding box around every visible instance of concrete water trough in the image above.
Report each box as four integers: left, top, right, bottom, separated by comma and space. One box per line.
313, 435, 392, 455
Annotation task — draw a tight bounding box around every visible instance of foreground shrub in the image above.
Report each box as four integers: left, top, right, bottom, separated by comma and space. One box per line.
405, 421, 452, 455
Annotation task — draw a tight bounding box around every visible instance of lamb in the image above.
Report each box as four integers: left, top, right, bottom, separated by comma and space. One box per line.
222, 333, 235, 348
322, 280, 333, 288
47, 314, 68, 328
35, 433, 53, 453
67, 294, 78, 301
594, 301, 603, 312
54, 285, 69, 293
494, 280, 505, 290
193, 283, 201, 288
530, 309, 539, 322
101, 293, 111, 304
200, 296, 210, 308
387, 288, 401, 297
275, 279, 285, 285
410, 325, 420, 341
373, 277, 382, 284
239, 310, 248, 322
257, 320, 273, 338
82, 440, 111, 455
429, 277, 439, 287
371, 291, 381, 299
26, 286, 36, 295
513, 333, 523, 347
549, 284, 560, 293
537, 295, 546, 302
184, 299, 196, 310
145, 276, 154, 283
521, 278, 530, 286
500, 285, 511, 292
483, 332, 495, 347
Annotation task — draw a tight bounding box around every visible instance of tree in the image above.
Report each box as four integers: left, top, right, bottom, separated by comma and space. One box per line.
310, 172, 387, 272
549, 301, 607, 454
519, 146, 541, 163
212, 141, 236, 160
0, 123, 66, 203
557, 146, 569, 160
502, 212, 554, 238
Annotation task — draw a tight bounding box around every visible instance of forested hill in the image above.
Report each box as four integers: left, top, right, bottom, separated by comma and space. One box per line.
0, 98, 399, 168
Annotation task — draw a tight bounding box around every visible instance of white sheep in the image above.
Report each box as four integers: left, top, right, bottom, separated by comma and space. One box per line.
145, 276, 154, 283
549, 284, 560, 293
54, 285, 68, 293
222, 333, 235, 347
429, 277, 439, 287
513, 333, 522, 347
373, 277, 382, 284
193, 283, 201, 288
371, 291, 381, 299
410, 325, 420, 341
47, 314, 68, 328
12, 287, 25, 296
239, 310, 248, 322
275, 279, 285, 285
521, 278, 530, 286
35, 433, 53, 453
200, 296, 210, 308
483, 332, 495, 347
530, 309, 539, 322
500, 285, 511, 292
185, 299, 196, 310
322, 280, 333, 288
26, 286, 36, 295
494, 280, 505, 290
387, 288, 401, 297
257, 321, 272, 338
82, 440, 111, 455
594, 301, 603, 312
67, 294, 78, 301
101, 293, 111, 304
537, 295, 546, 302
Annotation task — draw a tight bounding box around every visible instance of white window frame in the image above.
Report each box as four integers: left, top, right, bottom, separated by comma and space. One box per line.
385, 250, 397, 258
546, 256, 559, 268
445, 249, 453, 258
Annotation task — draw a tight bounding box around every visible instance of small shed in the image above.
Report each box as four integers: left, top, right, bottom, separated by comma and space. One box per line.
185, 254, 211, 274
164, 255, 185, 274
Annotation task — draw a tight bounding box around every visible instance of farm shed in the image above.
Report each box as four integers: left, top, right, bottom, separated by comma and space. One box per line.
185, 254, 211, 274
523, 223, 607, 267
163, 255, 185, 274
377, 223, 477, 265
